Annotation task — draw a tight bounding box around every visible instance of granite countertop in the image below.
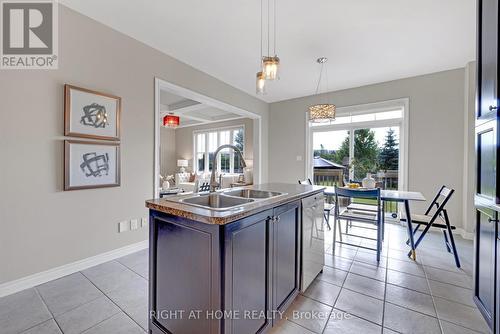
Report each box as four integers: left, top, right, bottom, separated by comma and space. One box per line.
145, 183, 325, 225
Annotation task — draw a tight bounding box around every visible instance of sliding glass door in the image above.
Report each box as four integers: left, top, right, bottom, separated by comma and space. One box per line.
308, 102, 407, 215
352, 127, 400, 189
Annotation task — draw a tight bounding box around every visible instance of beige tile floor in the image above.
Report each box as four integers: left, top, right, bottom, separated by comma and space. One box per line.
0, 251, 148, 334
270, 222, 488, 334
0, 221, 488, 334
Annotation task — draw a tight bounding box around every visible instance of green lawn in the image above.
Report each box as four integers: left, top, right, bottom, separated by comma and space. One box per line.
352, 198, 398, 213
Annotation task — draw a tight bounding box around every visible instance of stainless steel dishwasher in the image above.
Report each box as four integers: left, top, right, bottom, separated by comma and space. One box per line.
301, 193, 325, 291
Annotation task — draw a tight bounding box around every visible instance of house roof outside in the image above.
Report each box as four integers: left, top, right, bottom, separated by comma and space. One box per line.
313, 156, 346, 169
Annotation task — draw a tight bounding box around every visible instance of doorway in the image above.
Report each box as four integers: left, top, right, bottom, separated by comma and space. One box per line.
154, 78, 263, 198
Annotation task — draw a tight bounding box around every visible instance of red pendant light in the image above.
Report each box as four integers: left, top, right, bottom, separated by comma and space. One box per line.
163, 113, 180, 128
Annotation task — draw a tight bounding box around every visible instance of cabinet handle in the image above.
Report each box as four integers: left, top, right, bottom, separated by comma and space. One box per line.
489, 105, 498, 111
488, 218, 499, 223
270, 216, 280, 223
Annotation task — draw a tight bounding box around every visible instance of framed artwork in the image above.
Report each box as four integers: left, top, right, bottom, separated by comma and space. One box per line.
64, 140, 121, 190
64, 84, 121, 141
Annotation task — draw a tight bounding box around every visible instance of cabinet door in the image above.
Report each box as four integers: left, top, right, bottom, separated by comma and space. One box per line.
476, 122, 498, 202
474, 206, 497, 329
224, 210, 273, 334
151, 216, 220, 334
478, 0, 498, 122
497, 226, 500, 334
272, 202, 300, 313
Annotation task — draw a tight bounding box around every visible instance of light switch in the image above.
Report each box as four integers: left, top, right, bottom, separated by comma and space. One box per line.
296, 155, 303, 161
131, 219, 139, 230
118, 221, 129, 233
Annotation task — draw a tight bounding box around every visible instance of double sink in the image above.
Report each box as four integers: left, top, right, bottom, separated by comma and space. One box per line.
178, 189, 287, 211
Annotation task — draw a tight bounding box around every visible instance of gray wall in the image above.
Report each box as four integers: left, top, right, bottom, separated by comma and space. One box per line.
160, 127, 177, 177
171, 118, 254, 173
463, 62, 476, 234
269, 69, 467, 229
0, 5, 268, 284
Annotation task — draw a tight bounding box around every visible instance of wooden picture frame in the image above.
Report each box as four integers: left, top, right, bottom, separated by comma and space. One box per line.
64, 140, 121, 191
64, 84, 121, 141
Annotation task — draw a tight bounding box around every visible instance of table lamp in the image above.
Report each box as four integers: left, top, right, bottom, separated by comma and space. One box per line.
177, 159, 188, 173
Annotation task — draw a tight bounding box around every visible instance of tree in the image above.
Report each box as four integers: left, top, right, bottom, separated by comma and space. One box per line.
234, 129, 244, 151
352, 129, 379, 180
233, 129, 244, 172
378, 128, 399, 171
314, 148, 336, 162
334, 135, 350, 166
316, 129, 379, 181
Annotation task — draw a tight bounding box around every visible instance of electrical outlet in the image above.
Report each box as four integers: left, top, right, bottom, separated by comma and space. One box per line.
141, 217, 148, 228
131, 219, 139, 230
118, 221, 129, 233
296, 155, 303, 161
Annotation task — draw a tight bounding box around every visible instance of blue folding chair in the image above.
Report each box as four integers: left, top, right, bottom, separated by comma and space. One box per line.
334, 186, 383, 262
401, 185, 460, 267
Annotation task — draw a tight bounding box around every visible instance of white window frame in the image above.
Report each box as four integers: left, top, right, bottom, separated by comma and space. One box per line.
305, 98, 409, 191
193, 125, 245, 174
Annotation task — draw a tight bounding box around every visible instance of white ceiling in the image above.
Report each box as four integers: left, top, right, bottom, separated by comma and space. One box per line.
160, 90, 243, 128
61, 0, 476, 103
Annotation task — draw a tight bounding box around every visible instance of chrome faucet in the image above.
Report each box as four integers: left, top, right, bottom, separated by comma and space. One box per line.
209, 144, 247, 192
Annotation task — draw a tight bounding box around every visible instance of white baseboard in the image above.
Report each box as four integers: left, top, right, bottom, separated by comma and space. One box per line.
456, 228, 474, 240
0, 240, 149, 298
395, 221, 474, 241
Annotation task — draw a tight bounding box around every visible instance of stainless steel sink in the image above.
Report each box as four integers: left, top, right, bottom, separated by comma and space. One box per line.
181, 193, 254, 211
223, 189, 286, 199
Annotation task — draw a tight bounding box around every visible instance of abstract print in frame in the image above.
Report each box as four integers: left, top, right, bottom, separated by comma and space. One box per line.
64, 140, 120, 190
64, 84, 121, 141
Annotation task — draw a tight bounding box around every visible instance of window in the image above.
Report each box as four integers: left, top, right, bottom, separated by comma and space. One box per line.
194, 126, 245, 174
195, 133, 206, 173
311, 109, 403, 127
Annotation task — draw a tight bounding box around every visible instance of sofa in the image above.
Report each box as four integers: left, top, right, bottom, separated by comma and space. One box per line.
174, 172, 243, 192
175, 172, 208, 192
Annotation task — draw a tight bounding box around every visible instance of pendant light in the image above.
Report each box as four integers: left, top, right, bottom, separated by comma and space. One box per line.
256, 0, 267, 95
256, 71, 266, 94
262, 0, 279, 80
262, 56, 280, 80
163, 113, 180, 128
308, 57, 336, 123
256, 0, 279, 94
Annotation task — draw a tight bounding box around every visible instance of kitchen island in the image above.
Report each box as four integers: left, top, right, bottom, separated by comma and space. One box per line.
145, 183, 325, 334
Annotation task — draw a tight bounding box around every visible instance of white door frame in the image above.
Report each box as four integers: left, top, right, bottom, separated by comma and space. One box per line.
305, 98, 410, 191
154, 78, 263, 197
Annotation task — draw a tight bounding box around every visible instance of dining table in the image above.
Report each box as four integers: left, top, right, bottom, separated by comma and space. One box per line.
323, 187, 426, 260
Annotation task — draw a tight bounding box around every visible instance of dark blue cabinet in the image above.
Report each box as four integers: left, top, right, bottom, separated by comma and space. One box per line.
271, 202, 300, 316
475, 204, 497, 328
149, 200, 301, 334
223, 210, 273, 334
149, 215, 222, 334
475, 1, 500, 332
